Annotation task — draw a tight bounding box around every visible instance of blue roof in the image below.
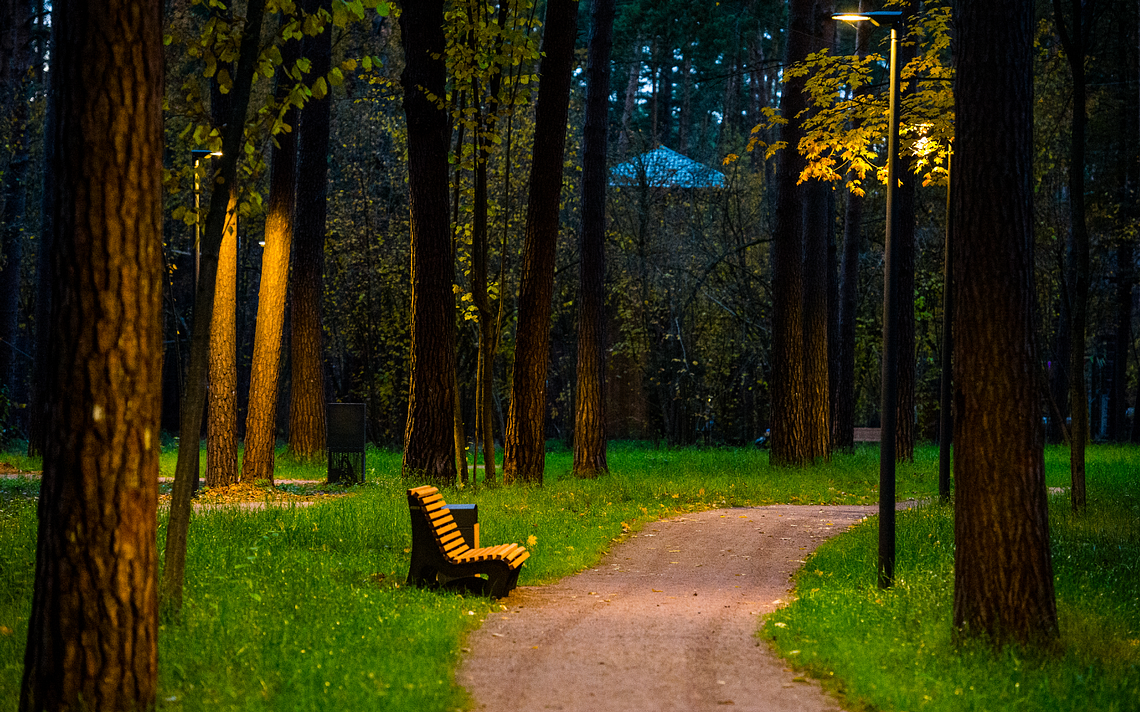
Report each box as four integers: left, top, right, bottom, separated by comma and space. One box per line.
610, 146, 726, 189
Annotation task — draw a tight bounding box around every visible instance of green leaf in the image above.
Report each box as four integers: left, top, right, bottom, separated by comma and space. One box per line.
312, 76, 328, 100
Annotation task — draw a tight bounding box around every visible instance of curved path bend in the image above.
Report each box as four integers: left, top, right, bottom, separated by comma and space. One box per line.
460, 504, 888, 712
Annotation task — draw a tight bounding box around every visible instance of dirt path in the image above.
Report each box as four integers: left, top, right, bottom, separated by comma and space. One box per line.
459, 504, 887, 712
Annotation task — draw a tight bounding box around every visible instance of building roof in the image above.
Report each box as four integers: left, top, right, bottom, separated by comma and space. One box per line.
610, 146, 727, 189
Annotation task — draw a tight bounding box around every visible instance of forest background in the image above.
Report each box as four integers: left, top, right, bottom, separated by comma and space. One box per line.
0, 0, 1137, 466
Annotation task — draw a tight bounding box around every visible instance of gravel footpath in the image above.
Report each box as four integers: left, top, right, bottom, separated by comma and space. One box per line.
459, 504, 886, 712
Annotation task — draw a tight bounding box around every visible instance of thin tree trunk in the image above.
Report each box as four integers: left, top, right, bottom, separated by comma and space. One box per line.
400, 0, 456, 483
1054, 0, 1092, 512
573, 0, 614, 478
19, 0, 163, 704
769, 0, 813, 466
1109, 240, 1132, 440
241, 21, 301, 482
952, 0, 1058, 646
288, 0, 332, 461
503, 0, 579, 484
618, 39, 641, 157
206, 191, 239, 486
162, 0, 268, 611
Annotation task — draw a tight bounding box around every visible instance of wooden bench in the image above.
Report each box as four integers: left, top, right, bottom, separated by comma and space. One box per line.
406, 485, 529, 599
853, 427, 882, 442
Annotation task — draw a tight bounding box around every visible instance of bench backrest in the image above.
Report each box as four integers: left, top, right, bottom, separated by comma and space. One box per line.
408, 486, 472, 561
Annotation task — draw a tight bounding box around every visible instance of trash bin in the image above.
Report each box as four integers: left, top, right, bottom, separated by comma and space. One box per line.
443, 503, 479, 549
327, 403, 366, 485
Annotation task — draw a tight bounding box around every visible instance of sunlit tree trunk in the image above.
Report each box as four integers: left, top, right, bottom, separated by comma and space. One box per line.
241, 21, 301, 483
952, 0, 1058, 646
573, 0, 614, 478
502, 0, 579, 484
162, 0, 267, 611
206, 191, 239, 486
400, 0, 456, 483
288, 0, 332, 461
769, 0, 813, 466
19, 0, 163, 704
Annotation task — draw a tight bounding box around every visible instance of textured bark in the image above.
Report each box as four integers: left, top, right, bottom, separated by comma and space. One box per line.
1054, 0, 1091, 511
287, 0, 332, 461
162, 0, 267, 611
1108, 241, 1132, 441
399, 0, 456, 483
19, 0, 163, 705
573, 0, 614, 478
0, 0, 31, 401
502, 0, 579, 484
800, 0, 835, 463
241, 22, 301, 483
618, 39, 641, 157
833, 9, 870, 455
768, 0, 813, 466
893, 0, 920, 463
952, 0, 1058, 645
206, 192, 239, 487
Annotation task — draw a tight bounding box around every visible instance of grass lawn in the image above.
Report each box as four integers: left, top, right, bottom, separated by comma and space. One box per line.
763, 444, 1140, 711
0, 441, 1135, 710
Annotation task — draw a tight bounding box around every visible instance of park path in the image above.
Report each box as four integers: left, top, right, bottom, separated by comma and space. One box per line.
459, 503, 890, 712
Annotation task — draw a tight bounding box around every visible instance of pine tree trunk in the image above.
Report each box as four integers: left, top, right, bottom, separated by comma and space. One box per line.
19, 0, 163, 704
769, 0, 813, 466
287, 0, 332, 461
206, 192, 239, 486
400, 0, 456, 483
241, 21, 301, 483
952, 0, 1058, 645
502, 0, 579, 485
893, 0, 919, 462
573, 0, 614, 478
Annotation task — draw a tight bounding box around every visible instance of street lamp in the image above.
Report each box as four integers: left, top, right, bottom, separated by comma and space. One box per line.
191, 149, 222, 285
833, 9, 904, 589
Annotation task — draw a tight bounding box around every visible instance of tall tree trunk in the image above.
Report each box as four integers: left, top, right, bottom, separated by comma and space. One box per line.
1109, 240, 1132, 441
162, 0, 268, 611
206, 191, 239, 486
835, 187, 863, 453
769, 0, 813, 466
241, 21, 302, 482
503, 0, 579, 484
952, 0, 1058, 646
893, 0, 920, 462
288, 0, 332, 461
19, 0, 163, 704
0, 0, 31, 406
400, 0, 456, 483
573, 0, 614, 478
834, 4, 869, 455
1054, 0, 1092, 512
801, 0, 835, 463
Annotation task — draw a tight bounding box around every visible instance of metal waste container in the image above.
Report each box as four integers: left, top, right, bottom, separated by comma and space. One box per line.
327, 403, 366, 484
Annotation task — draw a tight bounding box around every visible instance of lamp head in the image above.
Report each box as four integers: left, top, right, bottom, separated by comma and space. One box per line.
832, 10, 904, 27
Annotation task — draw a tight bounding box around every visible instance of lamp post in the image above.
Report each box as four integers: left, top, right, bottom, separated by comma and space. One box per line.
190, 149, 222, 285
833, 9, 903, 589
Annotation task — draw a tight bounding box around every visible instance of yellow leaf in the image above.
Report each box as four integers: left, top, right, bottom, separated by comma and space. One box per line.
526, 535, 537, 546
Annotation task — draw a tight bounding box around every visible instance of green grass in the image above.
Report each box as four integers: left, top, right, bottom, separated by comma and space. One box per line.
1, 441, 1136, 710
762, 443, 1140, 712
